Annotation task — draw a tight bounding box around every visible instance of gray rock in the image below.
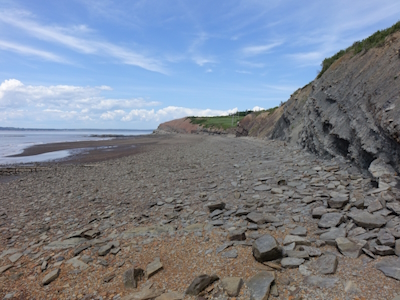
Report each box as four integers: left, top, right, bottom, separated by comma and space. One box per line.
123, 268, 144, 289
368, 200, 383, 213
146, 257, 163, 278
387, 202, 400, 215
221, 249, 238, 258
246, 271, 275, 300
328, 195, 349, 209
209, 209, 224, 218
374, 245, 395, 256
229, 229, 246, 241
43, 238, 87, 250
318, 213, 343, 228
155, 292, 184, 300
303, 276, 339, 288
299, 246, 321, 257
376, 257, 400, 280
369, 158, 396, 178
121, 225, 174, 239
186, 274, 219, 295
283, 235, 311, 246
252, 234, 282, 262
315, 254, 338, 274
235, 209, 250, 216
0, 264, 13, 274
281, 257, 305, 268
378, 231, 395, 247
289, 226, 307, 236
42, 269, 60, 285
336, 237, 366, 258
350, 212, 387, 229
395, 240, 400, 256
320, 228, 347, 245
66, 257, 89, 270
98, 243, 113, 256
312, 207, 327, 219
8, 253, 22, 263
253, 185, 271, 191
285, 250, 309, 259
207, 202, 226, 212
247, 212, 266, 224
221, 277, 243, 297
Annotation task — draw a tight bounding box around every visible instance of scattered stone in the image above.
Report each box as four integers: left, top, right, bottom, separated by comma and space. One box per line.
0, 264, 13, 274
146, 257, 163, 279
228, 229, 246, 241
376, 258, 400, 280
186, 274, 219, 296
315, 254, 338, 274
283, 235, 311, 246
103, 273, 116, 283
253, 185, 271, 191
42, 269, 60, 285
206, 202, 226, 212
303, 276, 339, 288
247, 212, 266, 224
123, 268, 144, 289
374, 245, 395, 256
98, 243, 113, 256
289, 226, 307, 236
281, 257, 305, 268
246, 271, 275, 300
252, 234, 282, 262
336, 237, 366, 258
350, 212, 387, 229
221, 249, 238, 258
320, 228, 347, 246
221, 277, 243, 297
66, 257, 89, 270
318, 213, 343, 228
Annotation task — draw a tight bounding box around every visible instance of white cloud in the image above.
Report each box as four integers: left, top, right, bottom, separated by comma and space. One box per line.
242, 42, 283, 56
206, 69, 213, 73
252, 106, 265, 111
0, 10, 166, 73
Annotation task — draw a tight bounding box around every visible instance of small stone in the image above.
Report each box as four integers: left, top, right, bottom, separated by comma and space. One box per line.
303, 276, 339, 288
98, 243, 113, 256
374, 245, 395, 256
206, 202, 226, 213
42, 269, 60, 285
221, 277, 243, 297
318, 213, 343, 228
146, 257, 163, 279
221, 249, 238, 258
103, 273, 115, 283
283, 235, 311, 246
336, 237, 366, 258
271, 188, 283, 194
315, 254, 338, 274
8, 253, 22, 263
0, 264, 13, 274
123, 268, 144, 289
186, 274, 219, 295
252, 234, 282, 262
228, 229, 246, 241
344, 281, 360, 294
246, 271, 275, 300
281, 257, 305, 268
320, 228, 346, 245
289, 226, 307, 236
247, 212, 266, 224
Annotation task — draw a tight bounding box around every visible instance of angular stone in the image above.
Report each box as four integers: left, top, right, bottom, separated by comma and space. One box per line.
376, 258, 400, 280
299, 246, 321, 257
186, 274, 219, 295
123, 268, 144, 289
328, 195, 349, 209
350, 212, 387, 229
271, 188, 283, 194
312, 207, 327, 219
315, 254, 338, 274
283, 235, 311, 246
387, 202, 400, 215
42, 269, 60, 285
0, 264, 13, 274
221, 249, 238, 258
98, 243, 113, 256
206, 202, 226, 213
374, 245, 395, 256
336, 237, 366, 258
303, 276, 339, 288
395, 240, 400, 256
66, 257, 89, 270
123, 287, 164, 300
8, 253, 22, 263
378, 231, 395, 247
318, 213, 343, 228
368, 200, 383, 213
253, 185, 271, 191
146, 257, 163, 279
289, 226, 307, 236
247, 212, 266, 224
183, 223, 204, 232
43, 238, 87, 250
73, 244, 91, 256
285, 250, 309, 259
252, 235, 282, 262
209, 209, 224, 218
228, 229, 246, 241
281, 257, 304, 268
246, 271, 275, 300
235, 209, 250, 216
320, 228, 347, 246
221, 277, 243, 297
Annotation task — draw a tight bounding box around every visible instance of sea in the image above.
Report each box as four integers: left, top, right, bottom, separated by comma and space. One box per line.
0, 129, 153, 165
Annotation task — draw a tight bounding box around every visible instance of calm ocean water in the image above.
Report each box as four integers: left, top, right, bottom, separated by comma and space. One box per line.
0, 129, 153, 165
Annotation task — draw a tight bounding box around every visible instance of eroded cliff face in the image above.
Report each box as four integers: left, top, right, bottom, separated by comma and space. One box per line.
299, 32, 400, 173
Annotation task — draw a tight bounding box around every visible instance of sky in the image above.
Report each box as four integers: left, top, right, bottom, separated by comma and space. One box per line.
0, 1, 399, 129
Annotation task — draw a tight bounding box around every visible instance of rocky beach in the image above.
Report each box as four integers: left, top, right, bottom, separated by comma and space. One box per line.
1, 133, 400, 299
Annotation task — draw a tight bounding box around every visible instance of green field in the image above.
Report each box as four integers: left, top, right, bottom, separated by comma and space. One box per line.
188, 107, 279, 130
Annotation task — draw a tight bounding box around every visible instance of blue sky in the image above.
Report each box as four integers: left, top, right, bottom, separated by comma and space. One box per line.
0, 0, 399, 129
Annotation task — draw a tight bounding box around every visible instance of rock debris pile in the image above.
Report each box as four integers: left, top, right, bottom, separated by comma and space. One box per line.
1, 135, 400, 299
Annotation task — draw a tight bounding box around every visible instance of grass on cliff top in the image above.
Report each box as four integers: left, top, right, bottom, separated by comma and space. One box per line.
318, 21, 400, 78
188, 106, 279, 130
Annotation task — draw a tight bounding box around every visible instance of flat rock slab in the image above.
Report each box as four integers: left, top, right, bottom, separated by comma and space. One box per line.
121, 225, 174, 239
320, 228, 346, 245
336, 237, 366, 258
66, 257, 89, 270
253, 185, 272, 191
122, 287, 164, 300
283, 235, 311, 246
247, 212, 266, 224
246, 271, 275, 300
228, 229, 246, 241
155, 292, 184, 300
43, 238, 87, 250
303, 276, 339, 288
8, 253, 22, 263
252, 234, 282, 262
318, 213, 343, 228
289, 226, 307, 236
315, 254, 338, 274
221, 249, 238, 258
350, 212, 387, 229
221, 277, 243, 297
281, 257, 304, 268
42, 269, 60, 285
183, 223, 204, 232
206, 202, 226, 212
0, 264, 13, 274
375, 258, 400, 280
146, 257, 163, 278
186, 274, 219, 295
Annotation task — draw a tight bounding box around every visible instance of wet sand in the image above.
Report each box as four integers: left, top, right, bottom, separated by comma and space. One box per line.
8, 133, 204, 165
